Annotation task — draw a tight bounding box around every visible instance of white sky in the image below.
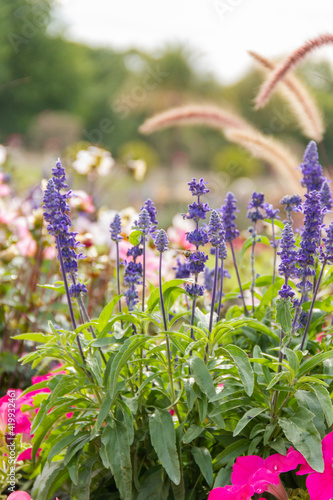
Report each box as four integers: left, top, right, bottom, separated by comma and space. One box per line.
57, 0, 333, 84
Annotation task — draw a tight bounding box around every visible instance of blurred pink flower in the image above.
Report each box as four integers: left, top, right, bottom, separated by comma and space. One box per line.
43, 245, 57, 260
0, 390, 32, 436
15, 218, 36, 257
119, 240, 159, 284
70, 190, 95, 213
7, 492, 33, 500
0, 172, 10, 197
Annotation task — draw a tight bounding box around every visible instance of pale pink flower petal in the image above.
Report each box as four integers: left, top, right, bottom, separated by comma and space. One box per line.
7, 491, 32, 499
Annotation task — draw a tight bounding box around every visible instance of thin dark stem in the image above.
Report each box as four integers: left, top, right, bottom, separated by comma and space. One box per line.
116, 241, 122, 314
230, 241, 249, 316
209, 247, 219, 333
55, 235, 86, 365
217, 259, 224, 319
159, 253, 168, 331
300, 261, 326, 350
250, 223, 257, 313
190, 297, 197, 341
142, 237, 146, 312
271, 221, 277, 285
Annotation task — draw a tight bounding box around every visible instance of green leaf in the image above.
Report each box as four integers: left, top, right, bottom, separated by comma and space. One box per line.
213, 439, 248, 468
102, 421, 132, 500
285, 348, 300, 375
278, 406, 324, 472
98, 294, 123, 328
38, 283, 65, 294
191, 447, 213, 487
233, 407, 266, 436
129, 229, 143, 246
220, 345, 254, 396
31, 462, 68, 500
149, 409, 180, 485
11, 332, 53, 343
298, 351, 333, 377
311, 384, 333, 427
95, 393, 112, 432
189, 356, 216, 400
137, 468, 170, 500
48, 433, 83, 462
71, 457, 96, 500
276, 298, 293, 333
182, 425, 204, 444
147, 279, 187, 312
109, 335, 148, 397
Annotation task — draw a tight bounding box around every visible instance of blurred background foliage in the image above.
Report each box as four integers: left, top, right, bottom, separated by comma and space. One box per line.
1, 0, 333, 211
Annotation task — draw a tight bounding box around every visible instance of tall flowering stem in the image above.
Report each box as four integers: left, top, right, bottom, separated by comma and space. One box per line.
301, 222, 333, 348
264, 204, 280, 285
247, 192, 266, 313
207, 210, 225, 333
217, 241, 228, 319
221, 192, 248, 316
110, 213, 123, 314
137, 208, 152, 311
292, 191, 322, 335
185, 178, 210, 339
300, 141, 325, 193
43, 161, 86, 365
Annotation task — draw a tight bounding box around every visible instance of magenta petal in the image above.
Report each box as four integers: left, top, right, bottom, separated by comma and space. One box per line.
7, 493, 33, 500
208, 484, 253, 500
251, 468, 280, 491
231, 455, 265, 485
297, 463, 315, 476
306, 468, 333, 500
265, 447, 307, 473
322, 431, 333, 462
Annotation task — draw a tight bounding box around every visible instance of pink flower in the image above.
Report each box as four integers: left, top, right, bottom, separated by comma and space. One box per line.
0, 172, 10, 197
15, 218, 36, 257
208, 484, 253, 499
7, 492, 33, 500
298, 431, 333, 500
0, 390, 32, 436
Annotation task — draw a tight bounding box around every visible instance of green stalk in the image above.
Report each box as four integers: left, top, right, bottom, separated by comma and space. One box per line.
230, 241, 249, 316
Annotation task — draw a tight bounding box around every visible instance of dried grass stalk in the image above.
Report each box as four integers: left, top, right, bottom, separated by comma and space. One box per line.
139, 105, 251, 134
255, 34, 333, 109
225, 128, 302, 193
249, 51, 324, 142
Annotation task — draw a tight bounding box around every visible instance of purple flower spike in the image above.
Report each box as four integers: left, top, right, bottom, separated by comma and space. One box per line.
186, 201, 210, 221
142, 199, 158, 234
173, 258, 190, 279
321, 222, 333, 264
221, 192, 240, 242
247, 192, 266, 223
264, 203, 280, 220
187, 251, 208, 274
278, 222, 298, 281
186, 228, 209, 247
300, 140, 325, 192
280, 194, 302, 215
69, 282, 88, 297
188, 178, 210, 198
155, 229, 169, 253
185, 283, 205, 297
137, 208, 152, 236
208, 210, 225, 247
320, 180, 333, 211
110, 213, 123, 242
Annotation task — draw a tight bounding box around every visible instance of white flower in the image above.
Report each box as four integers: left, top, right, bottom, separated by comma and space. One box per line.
73, 147, 115, 176
127, 159, 147, 181
0, 145, 7, 165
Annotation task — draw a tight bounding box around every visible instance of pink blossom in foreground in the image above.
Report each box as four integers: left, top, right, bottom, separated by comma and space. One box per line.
297, 431, 333, 500
7, 492, 33, 500
208, 483, 253, 500
0, 390, 32, 436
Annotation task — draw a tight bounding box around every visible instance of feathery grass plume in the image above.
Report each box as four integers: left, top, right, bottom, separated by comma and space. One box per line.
139, 104, 251, 135
255, 34, 333, 109
249, 50, 324, 142
224, 128, 302, 193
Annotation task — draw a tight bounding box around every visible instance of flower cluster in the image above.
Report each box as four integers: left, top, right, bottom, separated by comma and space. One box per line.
320, 180, 333, 211
221, 192, 239, 242
278, 221, 298, 299
247, 192, 266, 224
110, 213, 123, 243
142, 199, 158, 234
184, 178, 210, 297
280, 194, 302, 220
43, 160, 86, 296
300, 140, 325, 193
154, 229, 169, 253
297, 190, 323, 291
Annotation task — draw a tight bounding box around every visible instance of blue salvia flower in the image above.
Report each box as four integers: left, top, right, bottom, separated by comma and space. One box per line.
247, 192, 266, 223
278, 222, 297, 299
186, 201, 210, 222
186, 228, 209, 247
300, 141, 325, 193
155, 229, 169, 253
127, 245, 143, 259
221, 192, 239, 242
280, 194, 302, 220
187, 251, 208, 274
297, 190, 323, 291
188, 178, 209, 198
69, 282, 88, 297
264, 203, 280, 221
320, 180, 333, 211
208, 210, 224, 247
110, 213, 123, 242
320, 222, 333, 264
173, 258, 190, 279
137, 207, 152, 236
142, 199, 158, 234
185, 283, 205, 297
204, 266, 214, 292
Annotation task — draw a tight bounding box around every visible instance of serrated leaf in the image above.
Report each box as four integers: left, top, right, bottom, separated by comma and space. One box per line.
191, 447, 213, 487
278, 406, 324, 472
149, 409, 180, 485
